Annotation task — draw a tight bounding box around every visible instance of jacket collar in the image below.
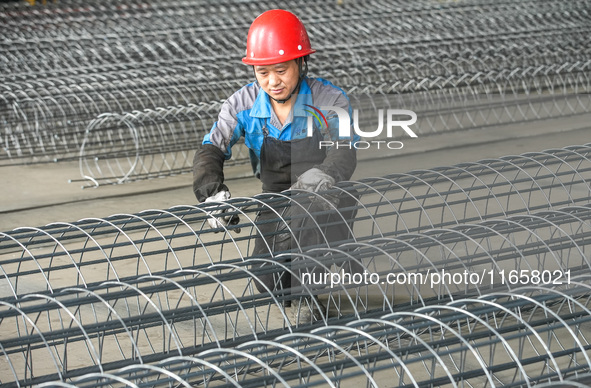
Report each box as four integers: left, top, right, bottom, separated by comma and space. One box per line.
249, 78, 313, 119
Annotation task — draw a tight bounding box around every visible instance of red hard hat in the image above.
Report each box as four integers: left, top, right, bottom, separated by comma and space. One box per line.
242, 9, 316, 66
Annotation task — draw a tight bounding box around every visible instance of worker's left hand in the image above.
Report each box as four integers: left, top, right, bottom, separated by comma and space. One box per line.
291, 168, 335, 192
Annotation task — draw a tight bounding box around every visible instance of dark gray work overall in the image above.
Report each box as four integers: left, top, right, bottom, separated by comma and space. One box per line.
252, 125, 359, 294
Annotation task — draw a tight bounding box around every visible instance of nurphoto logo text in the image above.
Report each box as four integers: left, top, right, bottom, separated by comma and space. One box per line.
305, 105, 418, 150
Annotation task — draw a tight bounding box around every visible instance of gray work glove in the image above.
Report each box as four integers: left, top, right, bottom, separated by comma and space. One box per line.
291, 168, 336, 192
204, 190, 241, 233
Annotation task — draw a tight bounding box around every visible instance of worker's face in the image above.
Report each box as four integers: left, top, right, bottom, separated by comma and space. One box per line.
254, 60, 300, 102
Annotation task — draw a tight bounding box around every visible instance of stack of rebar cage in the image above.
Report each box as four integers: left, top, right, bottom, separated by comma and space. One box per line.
2, 143, 591, 386
1, 0, 591, 387
1, 0, 589, 184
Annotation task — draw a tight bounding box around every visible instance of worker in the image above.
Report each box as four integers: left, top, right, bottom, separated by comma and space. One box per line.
193, 9, 359, 324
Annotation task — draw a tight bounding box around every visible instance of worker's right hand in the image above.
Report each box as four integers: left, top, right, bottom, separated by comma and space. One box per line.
291, 168, 336, 192
204, 191, 241, 233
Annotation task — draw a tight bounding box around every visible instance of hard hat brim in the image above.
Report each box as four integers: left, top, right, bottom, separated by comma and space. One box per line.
242, 49, 316, 66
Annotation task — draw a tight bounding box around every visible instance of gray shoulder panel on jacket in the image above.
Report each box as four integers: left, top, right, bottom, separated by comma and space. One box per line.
208, 82, 260, 151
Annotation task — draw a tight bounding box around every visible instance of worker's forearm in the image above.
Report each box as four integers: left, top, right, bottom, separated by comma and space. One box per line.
193, 144, 228, 202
